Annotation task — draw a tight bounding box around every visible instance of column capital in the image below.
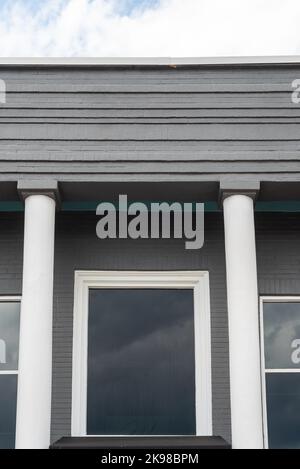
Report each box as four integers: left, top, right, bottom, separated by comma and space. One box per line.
219, 180, 260, 205
17, 180, 61, 205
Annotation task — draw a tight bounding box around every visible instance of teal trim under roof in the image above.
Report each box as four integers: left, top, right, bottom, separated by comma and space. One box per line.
61, 201, 300, 213
0, 202, 24, 212
1, 201, 300, 212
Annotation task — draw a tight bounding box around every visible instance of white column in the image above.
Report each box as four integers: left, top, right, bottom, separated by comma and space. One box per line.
16, 194, 56, 449
223, 194, 263, 449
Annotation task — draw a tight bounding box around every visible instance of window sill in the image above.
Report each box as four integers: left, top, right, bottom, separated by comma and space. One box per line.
50, 436, 230, 449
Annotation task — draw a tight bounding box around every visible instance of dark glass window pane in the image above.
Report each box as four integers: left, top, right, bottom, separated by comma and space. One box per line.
0, 302, 20, 371
87, 289, 196, 435
266, 373, 300, 448
0, 375, 17, 448
264, 302, 300, 369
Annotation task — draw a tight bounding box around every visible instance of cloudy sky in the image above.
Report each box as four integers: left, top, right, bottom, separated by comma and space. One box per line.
0, 0, 299, 57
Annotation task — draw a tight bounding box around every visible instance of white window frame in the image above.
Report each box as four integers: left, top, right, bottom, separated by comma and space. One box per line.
72, 270, 212, 437
260, 296, 300, 449
0, 296, 21, 377
0, 296, 21, 449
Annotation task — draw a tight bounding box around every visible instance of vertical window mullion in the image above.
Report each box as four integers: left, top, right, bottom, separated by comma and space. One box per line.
261, 298, 300, 449
0, 298, 21, 449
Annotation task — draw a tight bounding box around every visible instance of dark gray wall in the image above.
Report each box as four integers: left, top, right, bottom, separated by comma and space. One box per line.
0, 65, 300, 183
256, 213, 300, 294
1, 211, 300, 445
0, 213, 23, 294
49, 210, 300, 444
51, 211, 231, 444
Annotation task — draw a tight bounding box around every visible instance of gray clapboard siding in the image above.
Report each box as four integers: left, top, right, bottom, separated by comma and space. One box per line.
4, 84, 299, 92
0, 161, 299, 174
0, 149, 299, 161
1, 66, 299, 83
3, 117, 300, 124
0, 63, 300, 182
1, 109, 300, 118
0, 92, 296, 108
2, 140, 300, 150
2, 173, 300, 183
2, 122, 300, 140
1, 64, 300, 447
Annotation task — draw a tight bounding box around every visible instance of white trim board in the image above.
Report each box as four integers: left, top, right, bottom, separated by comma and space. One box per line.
259, 296, 300, 449
0, 56, 299, 66
0, 296, 21, 301
0, 298, 21, 402
0, 296, 21, 374
71, 270, 212, 437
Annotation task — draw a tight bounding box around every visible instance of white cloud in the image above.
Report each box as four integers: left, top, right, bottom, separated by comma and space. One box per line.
0, 0, 299, 57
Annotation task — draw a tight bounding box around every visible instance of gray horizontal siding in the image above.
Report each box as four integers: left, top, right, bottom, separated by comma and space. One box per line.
1, 67, 299, 83
1, 148, 300, 161
3, 83, 300, 92
0, 64, 299, 181
1, 123, 300, 140
0, 161, 299, 174
2, 109, 300, 118
0, 93, 297, 108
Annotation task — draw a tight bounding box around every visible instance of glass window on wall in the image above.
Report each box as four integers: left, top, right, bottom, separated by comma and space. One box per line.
261, 299, 300, 449
72, 271, 212, 439
0, 300, 20, 449
87, 288, 196, 436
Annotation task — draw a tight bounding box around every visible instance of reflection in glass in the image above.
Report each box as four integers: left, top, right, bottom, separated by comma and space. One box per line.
0, 375, 17, 448
266, 373, 300, 448
87, 289, 196, 435
264, 302, 300, 369
0, 302, 20, 371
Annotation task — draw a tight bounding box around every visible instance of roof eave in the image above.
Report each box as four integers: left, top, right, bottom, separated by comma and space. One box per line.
0, 56, 299, 67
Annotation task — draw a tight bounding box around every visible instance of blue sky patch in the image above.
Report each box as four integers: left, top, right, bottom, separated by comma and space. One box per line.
117, 0, 160, 16
0, 0, 161, 16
